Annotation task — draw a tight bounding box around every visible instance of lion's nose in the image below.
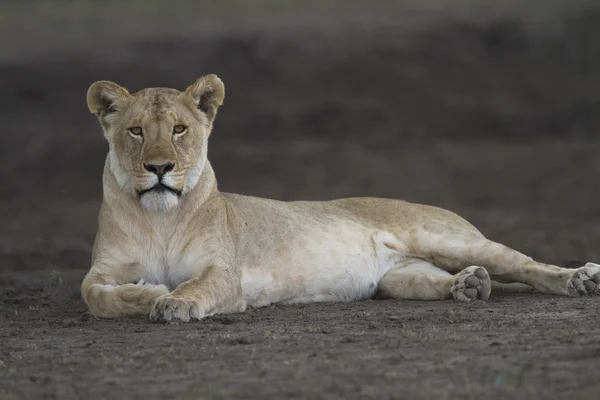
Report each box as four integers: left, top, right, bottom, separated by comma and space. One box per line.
144, 162, 174, 176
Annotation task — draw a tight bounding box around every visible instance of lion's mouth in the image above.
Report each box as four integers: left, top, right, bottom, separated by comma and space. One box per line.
137, 183, 182, 198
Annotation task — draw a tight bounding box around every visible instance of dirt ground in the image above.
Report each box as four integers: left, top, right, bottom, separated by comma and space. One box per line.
1, 2, 600, 399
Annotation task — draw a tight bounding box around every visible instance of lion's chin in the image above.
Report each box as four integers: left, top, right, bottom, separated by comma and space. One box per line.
140, 190, 180, 212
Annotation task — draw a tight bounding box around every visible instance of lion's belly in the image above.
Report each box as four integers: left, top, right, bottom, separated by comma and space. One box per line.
240, 230, 406, 307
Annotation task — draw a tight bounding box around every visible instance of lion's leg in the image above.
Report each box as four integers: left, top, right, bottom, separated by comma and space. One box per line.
377, 259, 491, 302
81, 265, 169, 318
408, 228, 600, 296
150, 262, 246, 323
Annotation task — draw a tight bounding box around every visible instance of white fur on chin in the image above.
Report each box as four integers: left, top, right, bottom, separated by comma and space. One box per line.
140, 191, 179, 212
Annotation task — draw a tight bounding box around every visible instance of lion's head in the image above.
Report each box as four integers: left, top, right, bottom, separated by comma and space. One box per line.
86, 75, 224, 212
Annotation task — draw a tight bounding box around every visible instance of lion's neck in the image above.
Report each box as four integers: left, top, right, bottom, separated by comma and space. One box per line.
180, 160, 220, 211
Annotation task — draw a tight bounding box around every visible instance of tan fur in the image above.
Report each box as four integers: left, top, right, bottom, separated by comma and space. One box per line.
81, 75, 600, 322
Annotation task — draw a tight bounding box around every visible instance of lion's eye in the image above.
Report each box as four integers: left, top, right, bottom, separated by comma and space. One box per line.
173, 125, 186, 134
129, 127, 143, 136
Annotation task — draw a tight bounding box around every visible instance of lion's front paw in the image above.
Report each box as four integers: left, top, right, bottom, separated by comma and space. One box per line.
452, 266, 491, 303
568, 262, 600, 296
149, 295, 205, 323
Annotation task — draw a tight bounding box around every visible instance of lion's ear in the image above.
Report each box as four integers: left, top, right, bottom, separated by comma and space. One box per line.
185, 74, 225, 122
86, 81, 130, 116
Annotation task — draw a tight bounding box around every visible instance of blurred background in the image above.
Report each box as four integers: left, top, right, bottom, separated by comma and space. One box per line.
1, 0, 600, 273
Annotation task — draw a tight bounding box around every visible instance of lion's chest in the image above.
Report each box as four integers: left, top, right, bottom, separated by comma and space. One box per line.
134, 234, 218, 290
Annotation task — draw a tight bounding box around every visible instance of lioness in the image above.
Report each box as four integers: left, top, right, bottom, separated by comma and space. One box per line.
81, 75, 600, 322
